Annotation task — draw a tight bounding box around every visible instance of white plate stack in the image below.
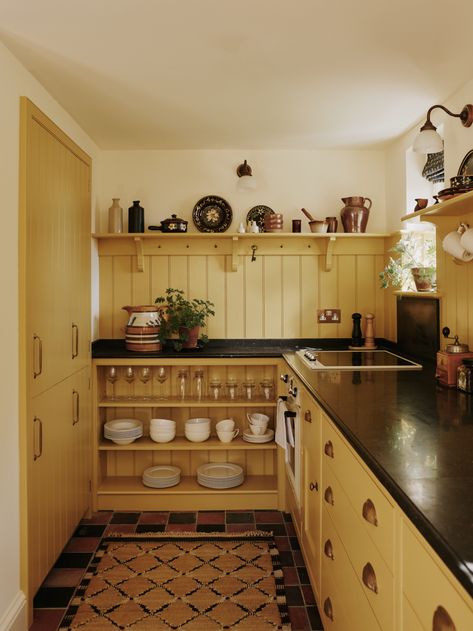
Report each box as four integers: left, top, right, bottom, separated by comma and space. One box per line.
142, 465, 181, 488
242, 428, 274, 444
196, 463, 244, 489
104, 419, 143, 445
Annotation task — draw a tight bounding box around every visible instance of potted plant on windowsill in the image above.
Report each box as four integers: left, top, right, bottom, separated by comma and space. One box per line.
155, 288, 215, 351
379, 232, 436, 292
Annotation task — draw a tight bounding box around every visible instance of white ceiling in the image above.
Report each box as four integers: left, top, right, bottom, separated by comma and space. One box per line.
1, 0, 472, 150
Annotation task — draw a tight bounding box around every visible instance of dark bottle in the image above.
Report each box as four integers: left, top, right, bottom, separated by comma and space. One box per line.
128, 200, 145, 233
351, 312, 363, 347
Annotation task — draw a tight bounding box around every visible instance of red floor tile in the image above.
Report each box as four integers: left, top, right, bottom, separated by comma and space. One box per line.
255, 510, 284, 523
30, 608, 65, 631
42, 568, 86, 588
80, 511, 113, 525
139, 511, 169, 524
226, 523, 257, 533
274, 536, 291, 551
165, 523, 197, 532
63, 537, 100, 553
288, 606, 311, 630
197, 511, 225, 524
301, 584, 316, 605
104, 523, 137, 535
282, 567, 299, 586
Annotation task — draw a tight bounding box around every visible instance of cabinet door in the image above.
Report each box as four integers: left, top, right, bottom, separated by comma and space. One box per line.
300, 388, 322, 600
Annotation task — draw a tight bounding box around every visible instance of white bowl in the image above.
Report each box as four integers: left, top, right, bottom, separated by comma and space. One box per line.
109, 436, 140, 445
185, 417, 211, 428
150, 431, 175, 444
184, 429, 210, 436
150, 418, 175, 428
185, 431, 210, 443
247, 413, 270, 425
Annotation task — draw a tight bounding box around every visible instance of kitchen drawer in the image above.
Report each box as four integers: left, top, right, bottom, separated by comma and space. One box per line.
403, 596, 424, 631
322, 414, 395, 569
403, 520, 473, 631
322, 465, 395, 631
322, 506, 382, 631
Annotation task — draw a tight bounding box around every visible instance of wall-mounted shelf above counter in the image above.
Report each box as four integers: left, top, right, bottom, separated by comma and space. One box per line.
92, 232, 390, 272
402, 189, 473, 222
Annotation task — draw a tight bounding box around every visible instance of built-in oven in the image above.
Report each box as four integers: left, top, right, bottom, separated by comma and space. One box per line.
279, 371, 301, 507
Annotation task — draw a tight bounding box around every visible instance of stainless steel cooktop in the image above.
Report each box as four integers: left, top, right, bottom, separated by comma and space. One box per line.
295, 349, 422, 371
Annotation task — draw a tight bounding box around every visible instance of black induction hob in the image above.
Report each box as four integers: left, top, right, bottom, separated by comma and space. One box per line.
295, 349, 422, 370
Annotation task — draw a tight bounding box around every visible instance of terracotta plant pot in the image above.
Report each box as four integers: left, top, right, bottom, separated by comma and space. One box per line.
411, 267, 435, 292
179, 325, 200, 348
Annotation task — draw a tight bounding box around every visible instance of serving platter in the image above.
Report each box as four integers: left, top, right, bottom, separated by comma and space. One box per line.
246, 205, 275, 232
192, 195, 233, 232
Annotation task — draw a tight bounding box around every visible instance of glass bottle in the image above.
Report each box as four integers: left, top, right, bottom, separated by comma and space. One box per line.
108, 198, 123, 233
193, 369, 205, 400
242, 379, 256, 400
260, 379, 274, 400
128, 200, 145, 233
209, 378, 222, 400
177, 369, 188, 399
226, 379, 238, 400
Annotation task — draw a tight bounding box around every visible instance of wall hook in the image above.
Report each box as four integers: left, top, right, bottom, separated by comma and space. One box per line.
251, 244, 257, 262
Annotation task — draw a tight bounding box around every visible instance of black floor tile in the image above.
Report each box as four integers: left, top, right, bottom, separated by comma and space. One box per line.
226, 511, 254, 524
283, 512, 293, 522
74, 524, 106, 537
196, 524, 226, 533
297, 566, 310, 584
110, 512, 141, 524
278, 551, 295, 567
307, 605, 324, 630
257, 523, 287, 536
169, 512, 196, 524
54, 553, 92, 568
285, 585, 304, 606
33, 587, 75, 608
290, 536, 301, 550
136, 524, 166, 533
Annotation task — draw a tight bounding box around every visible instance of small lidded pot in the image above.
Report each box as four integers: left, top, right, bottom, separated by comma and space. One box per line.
151, 214, 188, 233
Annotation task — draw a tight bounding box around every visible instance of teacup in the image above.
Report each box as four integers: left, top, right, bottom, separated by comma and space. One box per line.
216, 418, 235, 432
442, 230, 473, 261
217, 429, 239, 443
247, 413, 270, 425
249, 424, 267, 436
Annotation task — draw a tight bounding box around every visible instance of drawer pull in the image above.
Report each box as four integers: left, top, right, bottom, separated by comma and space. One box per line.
362, 498, 378, 527
324, 539, 334, 560
72, 323, 79, 359
72, 389, 80, 425
433, 605, 457, 631
33, 334, 43, 378
33, 416, 43, 461
323, 597, 333, 621
304, 409, 312, 423
362, 562, 378, 594
324, 440, 334, 458
309, 481, 318, 492
324, 486, 334, 506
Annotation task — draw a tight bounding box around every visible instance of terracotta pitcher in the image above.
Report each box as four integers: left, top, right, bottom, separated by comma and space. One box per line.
340, 196, 372, 233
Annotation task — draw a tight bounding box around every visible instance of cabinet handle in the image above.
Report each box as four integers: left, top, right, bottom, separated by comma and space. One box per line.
33, 416, 42, 460
72, 389, 80, 425
304, 409, 312, 423
280, 373, 288, 383
362, 498, 378, 526
72, 323, 79, 359
33, 334, 43, 378
324, 539, 334, 560
309, 481, 318, 492
323, 597, 334, 621
324, 486, 334, 506
432, 605, 457, 631
362, 562, 378, 594
324, 440, 334, 458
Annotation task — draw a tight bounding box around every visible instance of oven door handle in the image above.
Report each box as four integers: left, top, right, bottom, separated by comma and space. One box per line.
284, 410, 297, 418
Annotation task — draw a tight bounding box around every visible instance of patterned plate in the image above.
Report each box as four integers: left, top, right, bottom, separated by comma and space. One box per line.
192, 195, 233, 233
246, 205, 275, 232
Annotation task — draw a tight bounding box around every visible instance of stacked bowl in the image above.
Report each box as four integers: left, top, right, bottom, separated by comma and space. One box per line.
150, 418, 176, 443
185, 418, 211, 442
104, 419, 143, 445
142, 465, 181, 488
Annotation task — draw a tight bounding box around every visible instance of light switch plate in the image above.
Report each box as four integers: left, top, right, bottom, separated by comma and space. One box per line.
317, 309, 341, 323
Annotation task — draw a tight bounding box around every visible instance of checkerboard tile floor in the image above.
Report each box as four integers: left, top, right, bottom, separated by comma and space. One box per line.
31, 510, 323, 630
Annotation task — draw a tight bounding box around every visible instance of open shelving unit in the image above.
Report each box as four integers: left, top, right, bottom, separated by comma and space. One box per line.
401, 189, 473, 222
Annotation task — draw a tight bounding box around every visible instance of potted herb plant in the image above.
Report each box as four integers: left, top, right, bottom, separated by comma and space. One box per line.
155, 288, 215, 350
379, 231, 436, 292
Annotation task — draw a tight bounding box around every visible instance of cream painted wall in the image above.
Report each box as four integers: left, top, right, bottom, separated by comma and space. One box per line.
97, 149, 387, 235
0, 41, 98, 628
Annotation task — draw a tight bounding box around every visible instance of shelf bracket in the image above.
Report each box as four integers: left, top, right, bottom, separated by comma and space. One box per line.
133, 237, 144, 272
325, 236, 337, 271
231, 236, 239, 271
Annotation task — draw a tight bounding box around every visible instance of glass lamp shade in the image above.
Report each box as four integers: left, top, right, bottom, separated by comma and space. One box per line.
413, 129, 443, 154
237, 174, 257, 191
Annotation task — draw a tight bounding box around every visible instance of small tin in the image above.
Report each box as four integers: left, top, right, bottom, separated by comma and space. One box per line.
457, 359, 473, 394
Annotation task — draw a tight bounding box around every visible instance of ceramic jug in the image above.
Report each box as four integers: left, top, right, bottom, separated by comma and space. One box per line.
340, 196, 372, 233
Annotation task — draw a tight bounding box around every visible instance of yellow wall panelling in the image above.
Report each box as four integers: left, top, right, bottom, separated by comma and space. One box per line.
94, 233, 390, 341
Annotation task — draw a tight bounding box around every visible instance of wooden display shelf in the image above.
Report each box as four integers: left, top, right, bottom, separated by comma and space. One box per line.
98, 396, 277, 408
401, 189, 473, 221
96, 474, 278, 510
99, 437, 277, 451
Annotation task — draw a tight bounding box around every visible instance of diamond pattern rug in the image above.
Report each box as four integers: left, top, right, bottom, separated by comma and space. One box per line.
59, 531, 291, 630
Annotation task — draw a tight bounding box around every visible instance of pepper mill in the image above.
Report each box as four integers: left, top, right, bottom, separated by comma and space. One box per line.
363, 313, 377, 349
350, 313, 363, 348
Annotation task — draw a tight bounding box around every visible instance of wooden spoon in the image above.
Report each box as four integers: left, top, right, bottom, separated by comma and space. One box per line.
301, 208, 315, 221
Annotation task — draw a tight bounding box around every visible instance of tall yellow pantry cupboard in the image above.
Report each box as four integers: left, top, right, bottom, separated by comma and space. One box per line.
19, 98, 92, 622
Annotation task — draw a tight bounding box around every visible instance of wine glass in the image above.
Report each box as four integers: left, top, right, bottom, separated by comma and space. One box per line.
105, 366, 118, 400
155, 367, 168, 399
124, 366, 135, 399
139, 367, 152, 399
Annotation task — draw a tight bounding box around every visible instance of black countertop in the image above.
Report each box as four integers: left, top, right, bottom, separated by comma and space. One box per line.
92, 338, 473, 596
283, 352, 473, 598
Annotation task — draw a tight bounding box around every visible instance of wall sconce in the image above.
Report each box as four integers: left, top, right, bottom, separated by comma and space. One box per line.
413, 103, 473, 153
236, 159, 256, 190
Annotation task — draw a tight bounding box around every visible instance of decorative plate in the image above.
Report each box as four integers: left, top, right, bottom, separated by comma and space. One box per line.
458, 149, 473, 176
192, 195, 233, 232
246, 205, 275, 232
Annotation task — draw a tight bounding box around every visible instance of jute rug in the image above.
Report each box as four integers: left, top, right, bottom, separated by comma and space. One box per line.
59, 531, 291, 630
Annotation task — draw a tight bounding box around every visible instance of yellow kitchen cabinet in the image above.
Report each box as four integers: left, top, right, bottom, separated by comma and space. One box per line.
19, 98, 92, 621
92, 358, 284, 511
26, 367, 90, 602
